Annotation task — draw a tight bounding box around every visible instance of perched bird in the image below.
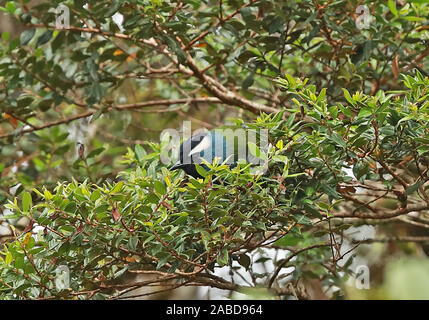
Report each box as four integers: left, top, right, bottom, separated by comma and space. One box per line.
170, 130, 231, 179
170, 128, 268, 178
77, 142, 85, 160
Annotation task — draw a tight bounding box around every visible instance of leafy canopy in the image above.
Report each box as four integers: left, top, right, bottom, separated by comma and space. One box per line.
0, 0, 428, 299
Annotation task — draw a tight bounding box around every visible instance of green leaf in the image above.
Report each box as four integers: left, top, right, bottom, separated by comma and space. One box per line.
2, 31, 10, 42
64, 201, 77, 213
363, 41, 373, 60
53, 145, 70, 156
406, 181, 424, 195
269, 16, 283, 34
94, 204, 109, 214
353, 162, 369, 181
154, 181, 167, 195
22, 191, 32, 212
294, 213, 313, 225
128, 236, 138, 251
147, 193, 160, 204
5, 251, 13, 265
248, 142, 267, 160
9, 37, 19, 50
37, 99, 54, 111
388, 0, 398, 17
6, 1, 15, 13
20, 28, 36, 45
329, 133, 346, 149
195, 164, 208, 178
110, 181, 124, 194
418, 146, 429, 155
36, 30, 53, 47
14, 256, 24, 270
316, 88, 326, 104
237, 50, 257, 63
135, 144, 147, 162
237, 254, 251, 270
242, 75, 254, 90
342, 88, 355, 106
87, 147, 105, 159
358, 107, 372, 118
217, 247, 229, 266
90, 190, 101, 202
114, 266, 128, 279
274, 233, 301, 247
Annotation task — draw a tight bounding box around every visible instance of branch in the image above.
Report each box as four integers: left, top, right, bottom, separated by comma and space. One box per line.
28, 22, 278, 115
331, 204, 429, 219
353, 236, 429, 244
0, 97, 221, 139
268, 243, 330, 288
183, 51, 278, 114
185, 0, 260, 49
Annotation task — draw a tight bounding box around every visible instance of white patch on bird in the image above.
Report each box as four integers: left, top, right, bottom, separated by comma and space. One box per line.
188, 134, 211, 157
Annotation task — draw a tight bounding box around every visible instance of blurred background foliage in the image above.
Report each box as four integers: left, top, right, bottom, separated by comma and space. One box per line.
0, 0, 428, 299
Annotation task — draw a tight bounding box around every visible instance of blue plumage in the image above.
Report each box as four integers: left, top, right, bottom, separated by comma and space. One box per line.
170, 131, 232, 178
170, 127, 269, 178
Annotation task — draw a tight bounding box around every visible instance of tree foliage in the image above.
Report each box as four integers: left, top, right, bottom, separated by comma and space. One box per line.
0, 0, 428, 299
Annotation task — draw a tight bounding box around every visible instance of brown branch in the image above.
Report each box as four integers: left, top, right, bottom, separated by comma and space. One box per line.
0, 97, 221, 140
185, 0, 260, 49
183, 52, 278, 114
28, 21, 277, 115
353, 236, 429, 244
332, 203, 429, 219
375, 157, 409, 189
268, 243, 330, 288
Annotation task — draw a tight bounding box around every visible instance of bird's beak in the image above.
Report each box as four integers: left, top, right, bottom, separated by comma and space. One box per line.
170, 161, 182, 171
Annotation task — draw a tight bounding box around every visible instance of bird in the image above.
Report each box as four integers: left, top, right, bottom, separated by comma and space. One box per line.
76, 142, 85, 160
170, 128, 269, 179
170, 130, 232, 179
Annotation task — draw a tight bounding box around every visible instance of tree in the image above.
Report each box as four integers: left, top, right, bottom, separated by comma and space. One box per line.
0, 0, 428, 300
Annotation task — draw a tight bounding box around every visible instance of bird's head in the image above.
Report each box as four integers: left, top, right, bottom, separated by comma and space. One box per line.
170, 131, 228, 178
